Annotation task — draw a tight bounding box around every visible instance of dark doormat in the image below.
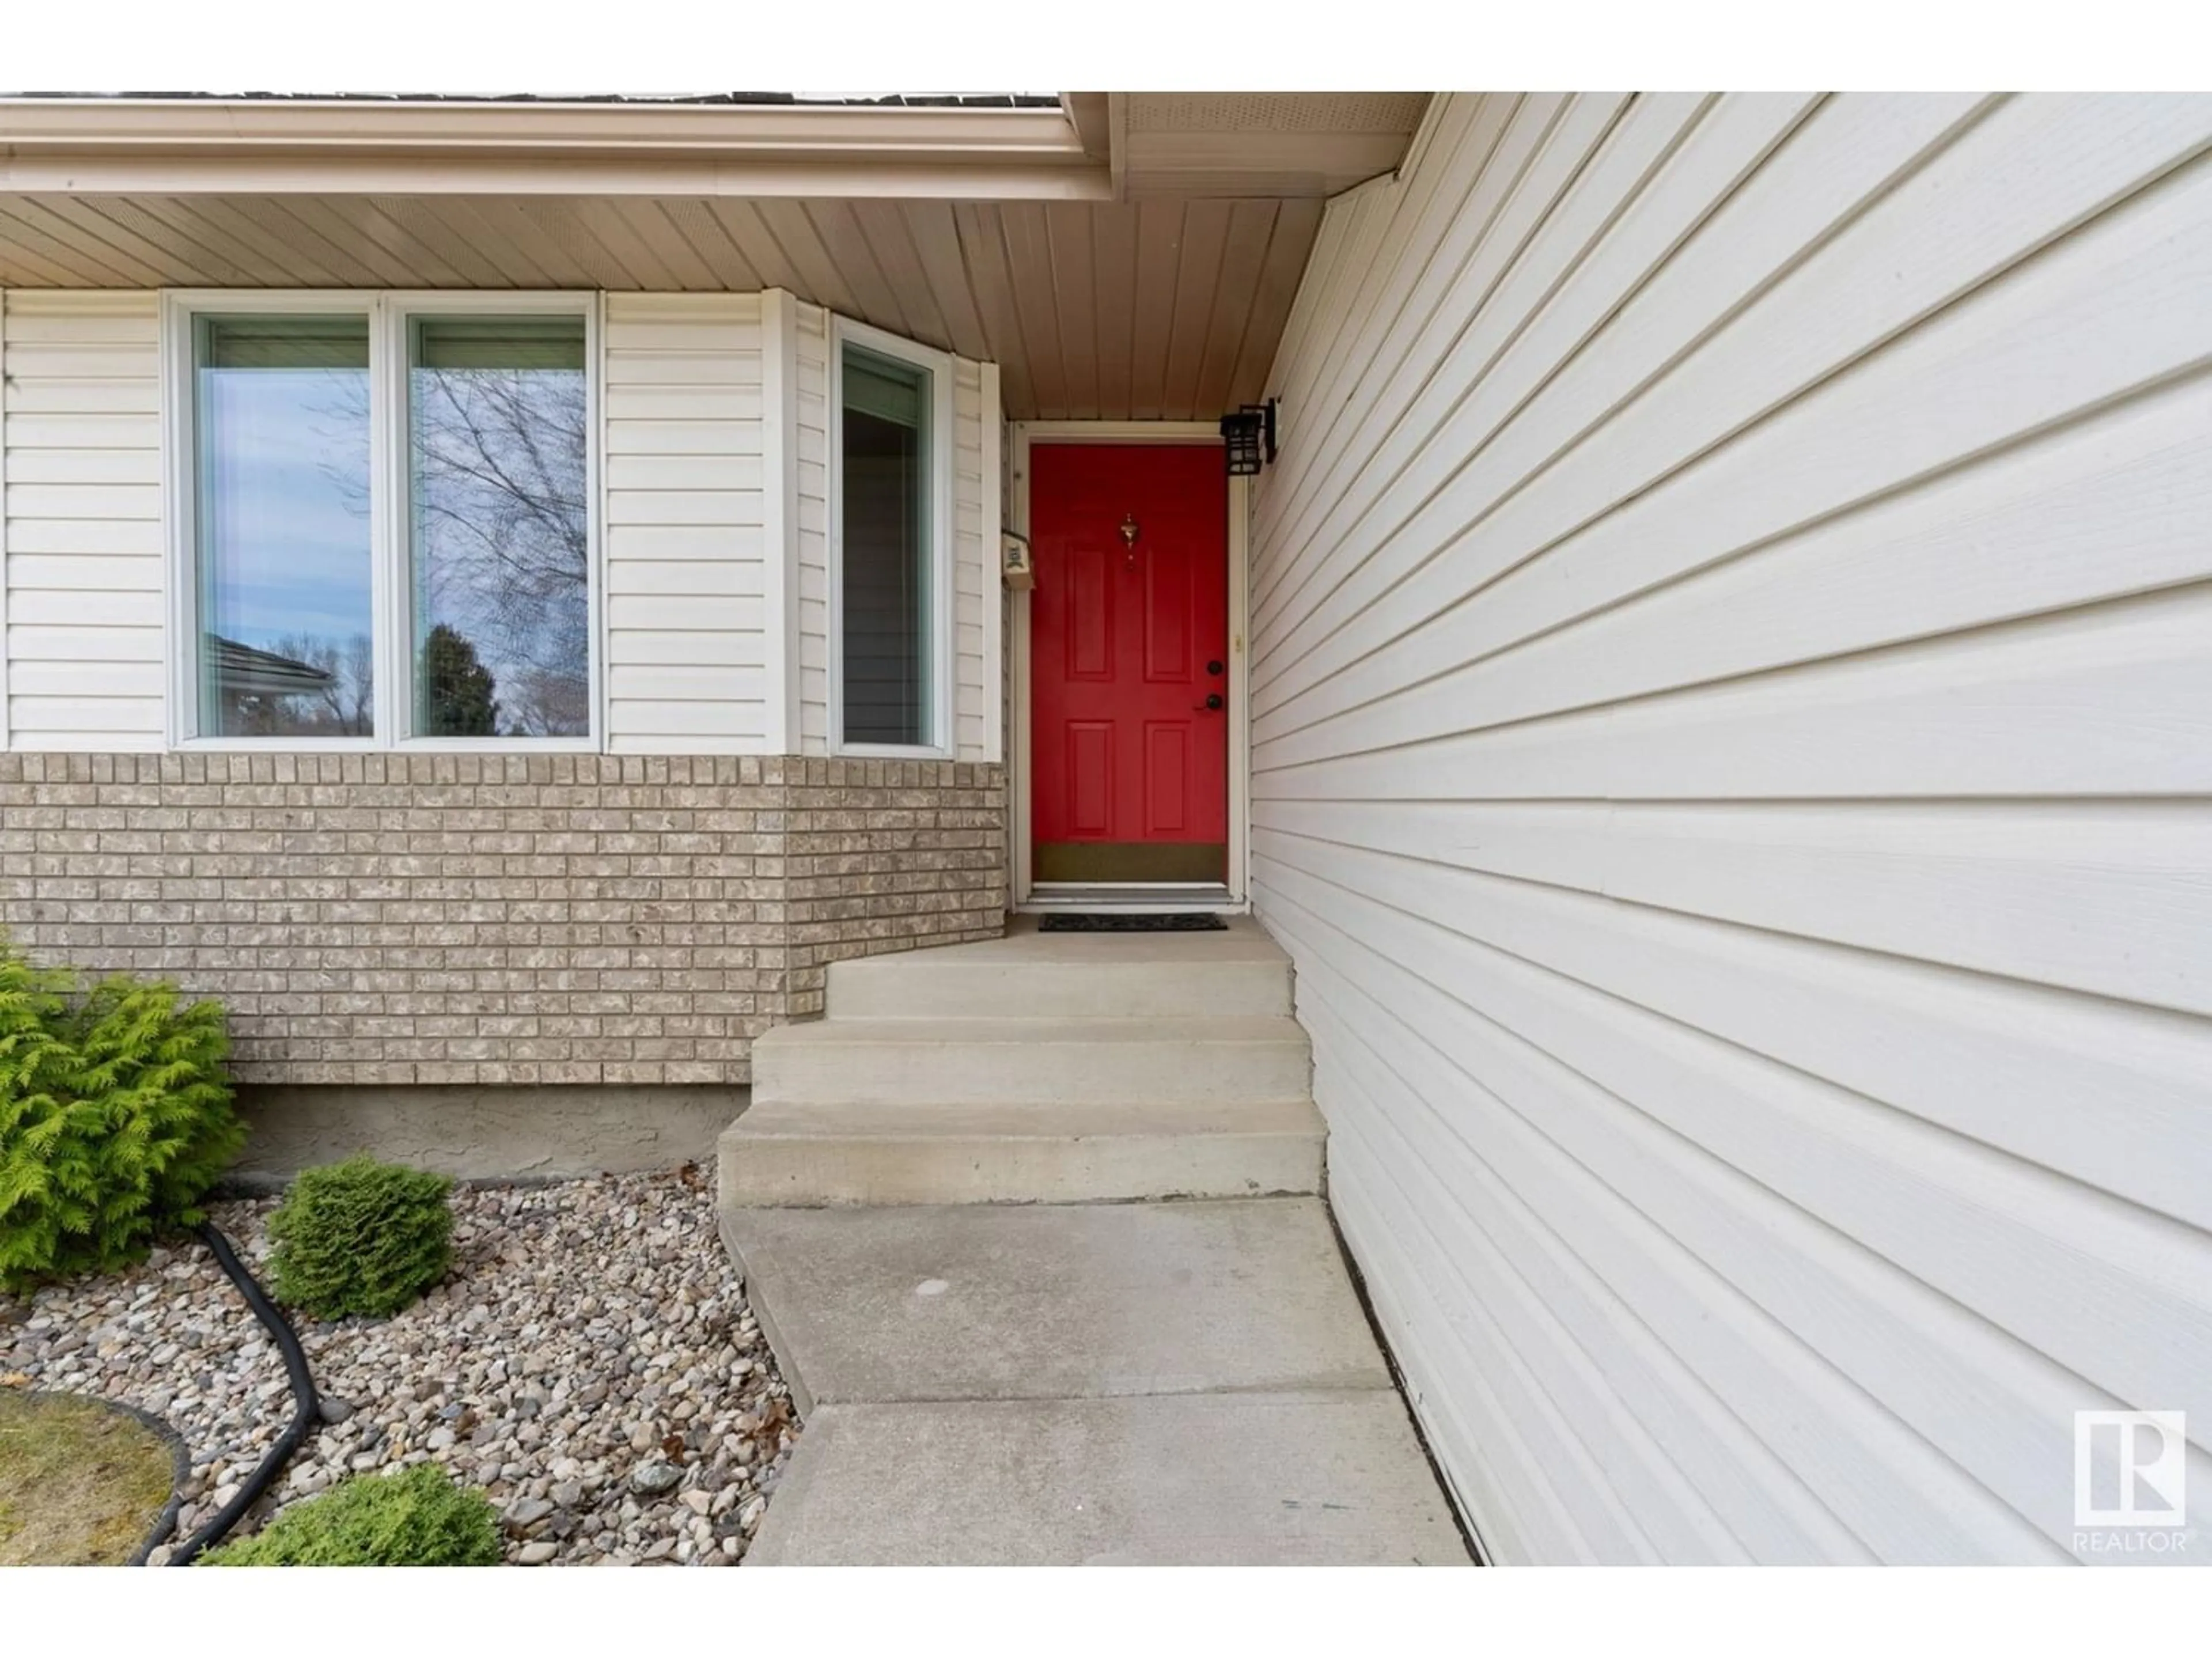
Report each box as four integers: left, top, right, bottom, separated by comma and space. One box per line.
1037, 912, 1229, 933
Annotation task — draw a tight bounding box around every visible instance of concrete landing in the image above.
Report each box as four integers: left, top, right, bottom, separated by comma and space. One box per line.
824, 915, 1296, 1020
747, 1393, 1467, 1566
723, 1199, 1389, 1415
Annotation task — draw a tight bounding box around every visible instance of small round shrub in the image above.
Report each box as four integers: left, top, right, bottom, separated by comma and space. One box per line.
1, 932, 243, 1293
267, 1156, 453, 1320
199, 1463, 501, 1566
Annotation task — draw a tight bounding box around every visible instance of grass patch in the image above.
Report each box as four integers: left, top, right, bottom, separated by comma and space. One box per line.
0, 1389, 177, 1565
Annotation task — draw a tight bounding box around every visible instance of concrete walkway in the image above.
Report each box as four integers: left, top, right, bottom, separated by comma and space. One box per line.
718, 919, 1469, 1566
724, 1199, 1467, 1565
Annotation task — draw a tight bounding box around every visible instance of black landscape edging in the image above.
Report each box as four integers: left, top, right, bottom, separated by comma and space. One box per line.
160, 1222, 322, 1566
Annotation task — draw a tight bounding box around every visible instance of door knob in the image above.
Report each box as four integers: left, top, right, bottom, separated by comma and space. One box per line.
1195, 694, 1224, 712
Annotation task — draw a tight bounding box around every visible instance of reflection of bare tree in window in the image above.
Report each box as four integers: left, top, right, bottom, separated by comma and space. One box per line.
319, 325, 590, 739
267, 631, 374, 735
506, 665, 591, 737
410, 343, 589, 737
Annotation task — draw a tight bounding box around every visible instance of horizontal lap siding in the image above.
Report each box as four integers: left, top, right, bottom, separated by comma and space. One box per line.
1250, 90, 2212, 1565
3, 289, 997, 761
602, 293, 771, 752
2, 290, 165, 749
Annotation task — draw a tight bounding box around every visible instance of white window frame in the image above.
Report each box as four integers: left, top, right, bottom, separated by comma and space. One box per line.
161, 289, 603, 752
826, 314, 956, 759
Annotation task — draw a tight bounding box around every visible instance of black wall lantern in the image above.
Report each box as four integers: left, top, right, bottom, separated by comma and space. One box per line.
1220, 400, 1277, 476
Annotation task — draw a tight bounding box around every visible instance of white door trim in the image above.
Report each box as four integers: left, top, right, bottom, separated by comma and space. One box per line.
1007, 421, 1251, 911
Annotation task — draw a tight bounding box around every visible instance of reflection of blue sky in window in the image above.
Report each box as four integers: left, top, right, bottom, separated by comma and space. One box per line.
199, 365, 371, 651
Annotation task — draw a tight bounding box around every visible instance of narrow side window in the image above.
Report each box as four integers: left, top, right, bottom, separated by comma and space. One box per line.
191, 315, 374, 737
839, 343, 934, 748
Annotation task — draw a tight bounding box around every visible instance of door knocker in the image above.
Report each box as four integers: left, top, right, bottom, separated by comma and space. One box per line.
1119, 512, 1141, 569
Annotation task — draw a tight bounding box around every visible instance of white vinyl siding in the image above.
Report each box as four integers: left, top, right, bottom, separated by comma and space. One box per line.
1250, 90, 2212, 1565
951, 358, 993, 759
1, 290, 165, 749
601, 292, 771, 752
3, 285, 999, 759
795, 301, 834, 750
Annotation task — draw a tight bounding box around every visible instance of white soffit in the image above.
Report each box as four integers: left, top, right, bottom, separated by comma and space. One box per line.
0, 92, 1430, 418
0, 191, 1327, 421
1116, 92, 1431, 197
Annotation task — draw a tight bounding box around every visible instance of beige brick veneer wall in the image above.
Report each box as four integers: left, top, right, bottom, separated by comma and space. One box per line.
0, 752, 1005, 1086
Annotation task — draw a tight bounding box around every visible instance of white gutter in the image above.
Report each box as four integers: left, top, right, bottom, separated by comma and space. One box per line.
0, 97, 1112, 199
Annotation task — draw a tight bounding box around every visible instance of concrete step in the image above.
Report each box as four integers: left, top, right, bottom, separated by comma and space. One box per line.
747, 1393, 1470, 1566
751, 1015, 1312, 1108
826, 925, 1294, 1020
719, 1096, 1323, 1207
719, 1198, 1388, 1416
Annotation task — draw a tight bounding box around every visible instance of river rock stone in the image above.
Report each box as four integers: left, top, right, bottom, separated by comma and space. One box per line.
2, 1168, 800, 1567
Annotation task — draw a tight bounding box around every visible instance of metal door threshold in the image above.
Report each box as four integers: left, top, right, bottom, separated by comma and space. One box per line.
1018, 882, 1244, 915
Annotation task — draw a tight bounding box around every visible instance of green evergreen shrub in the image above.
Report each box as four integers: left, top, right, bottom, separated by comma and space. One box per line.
419, 623, 499, 736
267, 1156, 453, 1320
199, 1463, 502, 1566
0, 934, 242, 1292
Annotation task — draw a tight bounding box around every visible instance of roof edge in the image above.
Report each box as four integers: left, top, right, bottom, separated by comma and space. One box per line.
0, 95, 1109, 200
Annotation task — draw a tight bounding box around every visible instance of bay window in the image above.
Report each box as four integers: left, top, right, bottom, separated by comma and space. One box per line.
169, 293, 597, 747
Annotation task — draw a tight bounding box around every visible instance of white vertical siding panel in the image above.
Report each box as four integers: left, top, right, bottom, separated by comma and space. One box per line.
2, 289, 164, 749
981, 364, 1005, 766
759, 289, 800, 753
1251, 90, 2212, 1565
951, 357, 995, 761
601, 293, 771, 752
794, 301, 832, 753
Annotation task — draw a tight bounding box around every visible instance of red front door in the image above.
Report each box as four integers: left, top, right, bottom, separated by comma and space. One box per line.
1030, 444, 1229, 885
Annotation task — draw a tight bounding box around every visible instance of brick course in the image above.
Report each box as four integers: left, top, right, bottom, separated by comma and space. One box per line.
0, 752, 1006, 1085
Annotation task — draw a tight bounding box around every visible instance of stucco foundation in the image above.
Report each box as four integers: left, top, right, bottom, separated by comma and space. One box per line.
230, 1084, 743, 1185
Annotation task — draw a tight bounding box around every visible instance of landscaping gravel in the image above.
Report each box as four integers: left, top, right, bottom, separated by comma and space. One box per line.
0, 1165, 798, 1566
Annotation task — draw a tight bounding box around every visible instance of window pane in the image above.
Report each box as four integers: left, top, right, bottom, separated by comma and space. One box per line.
194, 315, 374, 737
840, 347, 931, 747
407, 315, 590, 738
